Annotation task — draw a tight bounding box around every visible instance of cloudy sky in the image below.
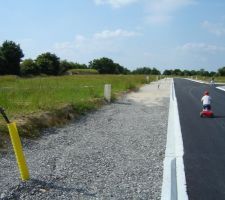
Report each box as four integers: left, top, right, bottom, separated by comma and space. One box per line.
1, 0, 225, 72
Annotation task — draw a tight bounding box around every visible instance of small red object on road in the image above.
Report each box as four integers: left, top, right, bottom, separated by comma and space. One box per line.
200, 110, 214, 118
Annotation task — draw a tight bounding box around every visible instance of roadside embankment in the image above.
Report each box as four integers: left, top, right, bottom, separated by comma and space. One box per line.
0, 75, 152, 150
0, 79, 171, 199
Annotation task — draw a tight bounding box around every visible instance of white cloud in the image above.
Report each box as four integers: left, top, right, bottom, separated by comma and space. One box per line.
54, 42, 73, 50
145, 0, 196, 24
94, 29, 139, 39
178, 42, 225, 53
94, 0, 196, 23
54, 29, 139, 56
146, 14, 171, 24
94, 0, 138, 8
202, 20, 225, 36
55, 35, 110, 54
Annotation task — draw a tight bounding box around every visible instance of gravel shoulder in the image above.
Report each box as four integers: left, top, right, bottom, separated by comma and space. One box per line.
0, 79, 171, 200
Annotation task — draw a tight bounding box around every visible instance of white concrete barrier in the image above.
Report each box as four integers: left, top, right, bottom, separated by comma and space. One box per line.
161, 79, 188, 200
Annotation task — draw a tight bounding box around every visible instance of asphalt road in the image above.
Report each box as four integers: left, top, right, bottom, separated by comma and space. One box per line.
174, 78, 225, 200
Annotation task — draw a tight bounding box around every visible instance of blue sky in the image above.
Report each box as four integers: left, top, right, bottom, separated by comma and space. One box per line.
1, 0, 225, 72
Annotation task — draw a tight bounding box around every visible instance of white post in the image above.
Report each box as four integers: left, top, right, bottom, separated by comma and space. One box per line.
146, 76, 149, 83
104, 84, 111, 102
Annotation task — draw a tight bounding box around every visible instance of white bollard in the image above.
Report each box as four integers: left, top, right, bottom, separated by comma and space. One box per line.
104, 84, 111, 102
146, 76, 149, 83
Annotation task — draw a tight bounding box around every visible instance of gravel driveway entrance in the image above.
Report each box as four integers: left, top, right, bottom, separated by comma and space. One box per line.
0, 79, 171, 200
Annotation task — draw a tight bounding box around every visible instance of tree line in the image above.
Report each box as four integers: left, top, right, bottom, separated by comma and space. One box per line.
0, 41, 130, 76
162, 68, 218, 76
0, 40, 225, 76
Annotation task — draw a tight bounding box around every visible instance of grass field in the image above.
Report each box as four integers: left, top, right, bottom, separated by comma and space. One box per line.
67, 68, 99, 75
0, 75, 155, 140
195, 76, 225, 83
213, 77, 225, 83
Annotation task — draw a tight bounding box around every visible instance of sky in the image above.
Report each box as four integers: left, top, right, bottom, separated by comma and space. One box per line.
1, 0, 225, 72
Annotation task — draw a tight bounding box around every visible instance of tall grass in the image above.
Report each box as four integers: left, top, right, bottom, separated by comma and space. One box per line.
213, 76, 225, 83
0, 75, 155, 121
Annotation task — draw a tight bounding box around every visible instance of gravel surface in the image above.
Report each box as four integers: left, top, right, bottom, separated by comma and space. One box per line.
0, 79, 171, 200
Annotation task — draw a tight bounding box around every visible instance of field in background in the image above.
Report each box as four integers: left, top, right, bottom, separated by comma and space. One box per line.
195, 76, 225, 83
0, 75, 155, 123
212, 76, 225, 83
67, 68, 99, 75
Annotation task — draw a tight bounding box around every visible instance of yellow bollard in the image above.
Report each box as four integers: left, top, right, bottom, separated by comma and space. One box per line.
7, 122, 30, 181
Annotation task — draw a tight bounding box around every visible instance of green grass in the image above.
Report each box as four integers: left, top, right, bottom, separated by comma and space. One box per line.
67, 68, 99, 74
213, 76, 225, 83
0, 75, 156, 122
194, 76, 225, 83
0, 74, 158, 147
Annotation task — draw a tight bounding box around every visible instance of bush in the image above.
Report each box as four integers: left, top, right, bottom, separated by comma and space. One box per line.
20, 59, 40, 76
36, 52, 60, 75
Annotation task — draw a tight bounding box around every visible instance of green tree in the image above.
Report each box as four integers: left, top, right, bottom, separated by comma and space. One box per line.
0, 54, 7, 75
132, 67, 152, 74
183, 70, 191, 76
0, 40, 24, 75
60, 60, 88, 74
163, 70, 172, 75
73, 63, 87, 69
59, 60, 74, 74
115, 63, 130, 74
20, 59, 39, 76
198, 68, 211, 76
89, 57, 119, 74
209, 71, 216, 77
172, 69, 183, 76
190, 70, 197, 76
36, 52, 60, 75
218, 67, 225, 76
151, 67, 161, 75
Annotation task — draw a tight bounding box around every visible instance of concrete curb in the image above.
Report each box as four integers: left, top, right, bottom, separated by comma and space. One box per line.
161, 79, 188, 200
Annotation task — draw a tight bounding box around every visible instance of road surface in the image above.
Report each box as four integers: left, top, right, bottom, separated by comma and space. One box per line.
174, 78, 225, 200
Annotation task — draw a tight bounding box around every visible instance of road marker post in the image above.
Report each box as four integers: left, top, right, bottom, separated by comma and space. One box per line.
104, 84, 111, 102
146, 76, 149, 83
0, 108, 30, 181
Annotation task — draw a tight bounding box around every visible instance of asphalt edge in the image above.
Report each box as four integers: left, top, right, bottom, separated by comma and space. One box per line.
161, 79, 189, 200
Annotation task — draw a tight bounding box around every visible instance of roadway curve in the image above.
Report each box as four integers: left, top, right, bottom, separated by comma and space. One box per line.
174, 78, 225, 200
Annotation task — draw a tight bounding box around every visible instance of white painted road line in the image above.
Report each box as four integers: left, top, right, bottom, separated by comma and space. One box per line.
184, 78, 205, 84
216, 86, 225, 92
161, 79, 188, 200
